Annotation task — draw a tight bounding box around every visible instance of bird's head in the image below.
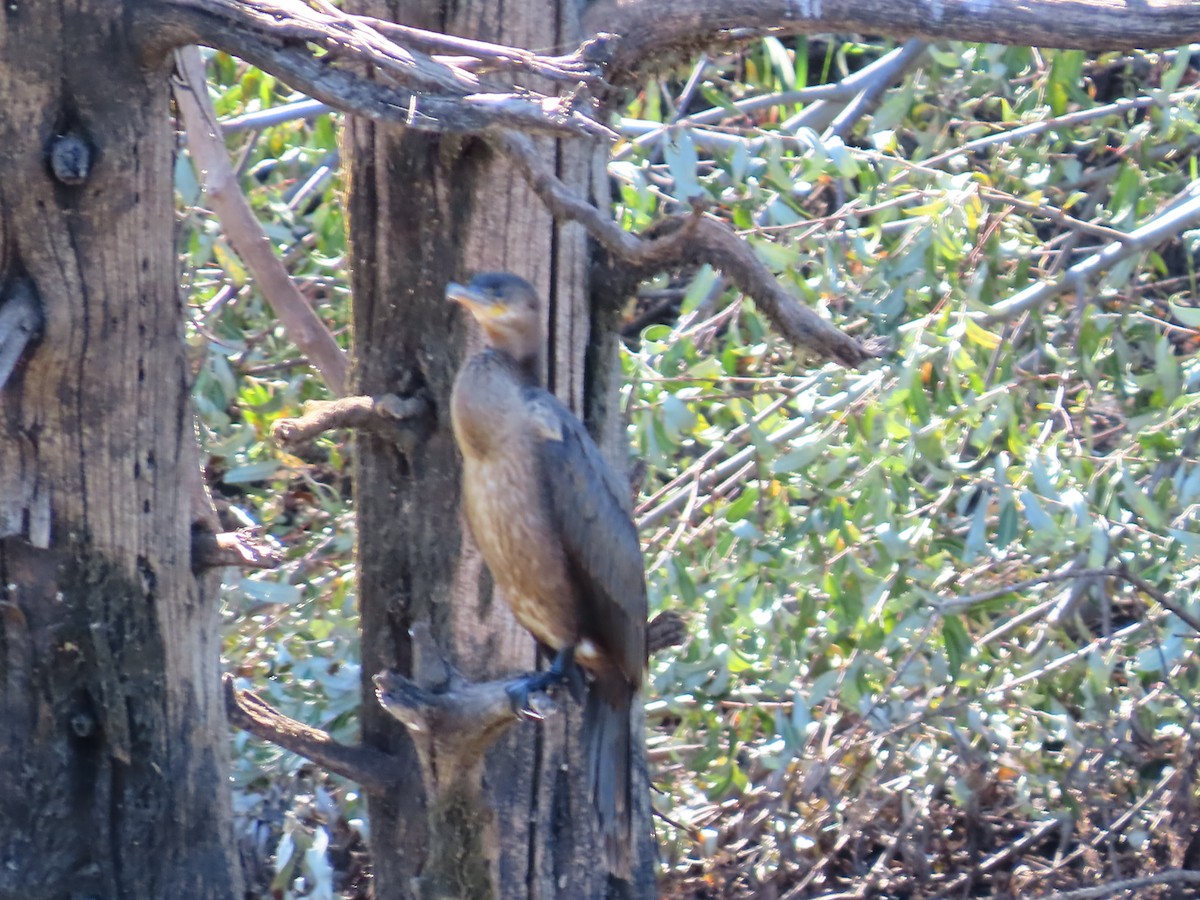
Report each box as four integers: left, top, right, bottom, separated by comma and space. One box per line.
446, 272, 542, 364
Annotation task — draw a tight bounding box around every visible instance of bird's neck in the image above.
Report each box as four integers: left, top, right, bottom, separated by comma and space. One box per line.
482, 346, 540, 386
451, 349, 535, 461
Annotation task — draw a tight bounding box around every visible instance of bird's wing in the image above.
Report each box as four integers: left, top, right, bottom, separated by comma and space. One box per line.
525, 388, 647, 685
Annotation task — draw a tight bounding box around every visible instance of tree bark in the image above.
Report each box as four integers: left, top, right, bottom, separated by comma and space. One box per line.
0, 7, 241, 899
344, 1, 655, 896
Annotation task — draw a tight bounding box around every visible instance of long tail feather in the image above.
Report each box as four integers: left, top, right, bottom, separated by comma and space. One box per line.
584, 673, 633, 877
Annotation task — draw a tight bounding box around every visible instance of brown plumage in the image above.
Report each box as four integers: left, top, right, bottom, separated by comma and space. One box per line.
447, 272, 647, 875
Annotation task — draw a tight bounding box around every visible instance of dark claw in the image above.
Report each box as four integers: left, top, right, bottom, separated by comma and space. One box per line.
506, 671, 558, 720
506, 646, 584, 720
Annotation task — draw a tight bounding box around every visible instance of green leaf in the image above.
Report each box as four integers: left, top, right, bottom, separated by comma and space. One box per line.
664, 129, 704, 204
240, 577, 301, 606
942, 615, 970, 681
223, 460, 282, 484
1168, 301, 1200, 328
762, 37, 796, 90
1020, 490, 1057, 534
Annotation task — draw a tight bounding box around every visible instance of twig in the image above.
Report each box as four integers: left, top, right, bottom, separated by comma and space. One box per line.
494, 130, 880, 367
174, 47, 351, 396
1035, 869, 1200, 900
936, 817, 1067, 894
220, 98, 330, 134
983, 183, 1200, 324
637, 370, 883, 529
782, 40, 927, 136
937, 565, 1116, 612
979, 188, 1132, 246
0, 279, 43, 390
826, 40, 928, 139
922, 87, 1200, 171
224, 673, 399, 794
1114, 563, 1200, 635
271, 393, 432, 448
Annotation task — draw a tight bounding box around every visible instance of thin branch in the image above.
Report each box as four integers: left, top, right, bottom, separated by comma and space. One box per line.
921, 90, 1200, 171
982, 183, 1200, 324
938, 565, 1115, 613
637, 370, 883, 529
1036, 869, 1200, 900
936, 817, 1067, 895
1115, 563, 1200, 635
142, 0, 613, 139
224, 673, 399, 793
220, 97, 329, 134
582, 0, 1200, 78
780, 39, 927, 137
174, 46, 350, 395
271, 393, 433, 448
825, 40, 928, 140
982, 189, 1133, 246
494, 130, 880, 367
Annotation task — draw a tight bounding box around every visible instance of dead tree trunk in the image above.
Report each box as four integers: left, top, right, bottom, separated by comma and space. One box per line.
344, 1, 656, 896
0, 9, 242, 899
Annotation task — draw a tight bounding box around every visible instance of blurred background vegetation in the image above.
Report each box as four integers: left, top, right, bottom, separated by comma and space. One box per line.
183, 35, 1200, 899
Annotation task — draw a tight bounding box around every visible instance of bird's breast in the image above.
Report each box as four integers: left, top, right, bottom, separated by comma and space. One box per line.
461, 446, 579, 650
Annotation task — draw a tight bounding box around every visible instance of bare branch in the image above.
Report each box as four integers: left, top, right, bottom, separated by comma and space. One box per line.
174, 47, 351, 396
583, 0, 1200, 78
922, 87, 1200, 172
785, 39, 928, 138
142, 0, 614, 139
494, 130, 881, 367
1040, 871, 1200, 900
191, 528, 283, 571
223, 673, 399, 793
936, 817, 1066, 895
271, 393, 433, 449
1115, 563, 1200, 636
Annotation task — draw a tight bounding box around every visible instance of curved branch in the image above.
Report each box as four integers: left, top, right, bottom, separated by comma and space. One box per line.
494, 130, 881, 367
583, 0, 1200, 78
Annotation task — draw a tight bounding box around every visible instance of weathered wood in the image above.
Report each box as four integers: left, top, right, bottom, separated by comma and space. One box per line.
0, 6, 241, 898
344, 1, 655, 896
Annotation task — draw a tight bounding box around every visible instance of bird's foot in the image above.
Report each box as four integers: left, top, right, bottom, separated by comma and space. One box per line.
506, 647, 583, 720
506, 671, 560, 721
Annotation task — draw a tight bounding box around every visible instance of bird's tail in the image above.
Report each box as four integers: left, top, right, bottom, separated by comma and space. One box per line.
584, 671, 634, 878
